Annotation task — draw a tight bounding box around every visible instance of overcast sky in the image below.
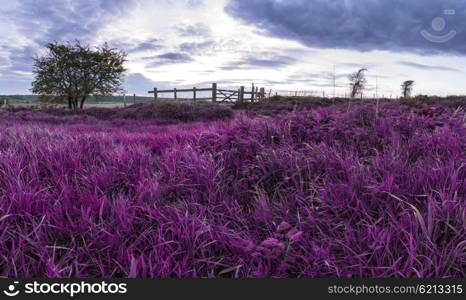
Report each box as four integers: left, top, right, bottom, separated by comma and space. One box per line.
1, 0, 466, 97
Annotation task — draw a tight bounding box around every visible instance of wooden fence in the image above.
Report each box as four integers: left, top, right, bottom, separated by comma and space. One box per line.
148, 83, 269, 103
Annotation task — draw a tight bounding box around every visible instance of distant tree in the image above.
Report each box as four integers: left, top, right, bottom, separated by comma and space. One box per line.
401, 80, 415, 98
31, 41, 126, 109
348, 68, 368, 98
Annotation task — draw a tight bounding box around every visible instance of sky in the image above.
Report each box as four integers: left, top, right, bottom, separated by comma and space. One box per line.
1, 0, 466, 97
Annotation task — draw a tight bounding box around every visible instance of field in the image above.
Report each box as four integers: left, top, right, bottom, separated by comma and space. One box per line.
0, 98, 465, 278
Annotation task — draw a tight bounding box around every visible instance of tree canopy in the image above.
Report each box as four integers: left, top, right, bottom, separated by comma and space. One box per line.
31, 41, 127, 109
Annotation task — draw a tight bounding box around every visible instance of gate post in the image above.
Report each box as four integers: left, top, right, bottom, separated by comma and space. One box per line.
153, 88, 158, 102
239, 86, 245, 103
212, 83, 217, 102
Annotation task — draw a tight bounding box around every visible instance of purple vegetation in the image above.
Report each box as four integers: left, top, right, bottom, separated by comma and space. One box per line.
0, 101, 464, 278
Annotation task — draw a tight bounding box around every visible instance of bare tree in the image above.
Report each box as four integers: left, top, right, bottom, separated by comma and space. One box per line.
348, 68, 368, 98
31, 41, 126, 109
401, 80, 415, 98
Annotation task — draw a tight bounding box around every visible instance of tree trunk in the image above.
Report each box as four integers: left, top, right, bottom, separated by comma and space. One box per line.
68, 96, 72, 109
71, 97, 77, 110
79, 96, 86, 109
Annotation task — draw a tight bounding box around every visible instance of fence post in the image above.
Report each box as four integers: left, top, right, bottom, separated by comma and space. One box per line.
212, 83, 217, 102
193, 87, 197, 102
239, 86, 245, 103
133, 94, 136, 104
251, 83, 255, 102
153, 88, 158, 102
260, 88, 265, 100
174, 88, 177, 100
123, 93, 127, 107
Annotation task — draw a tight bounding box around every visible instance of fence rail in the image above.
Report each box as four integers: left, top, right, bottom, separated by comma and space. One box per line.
148, 83, 269, 103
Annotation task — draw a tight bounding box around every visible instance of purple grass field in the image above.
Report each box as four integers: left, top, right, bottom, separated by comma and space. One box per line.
0, 100, 464, 278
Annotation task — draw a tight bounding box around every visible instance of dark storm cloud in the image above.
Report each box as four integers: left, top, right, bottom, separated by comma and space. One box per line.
398, 61, 460, 72
225, 0, 466, 55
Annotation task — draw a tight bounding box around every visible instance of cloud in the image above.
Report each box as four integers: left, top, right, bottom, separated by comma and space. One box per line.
175, 23, 211, 37
0, 57, 9, 67
398, 61, 460, 72
157, 52, 193, 62
0, 77, 32, 94
11, 0, 137, 45
123, 73, 174, 94
245, 56, 297, 68
179, 40, 216, 54
129, 39, 163, 53
108, 38, 163, 55
145, 52, 194, 67
284, 71, 353, 88
187, 0, 204, 8
6, 45, 38, 73
221, 54, 297, 70
226, 0, 466, 55
337, 63, 375, 70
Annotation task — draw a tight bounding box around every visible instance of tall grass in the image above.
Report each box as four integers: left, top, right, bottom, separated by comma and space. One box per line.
0, 101, 464, 278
